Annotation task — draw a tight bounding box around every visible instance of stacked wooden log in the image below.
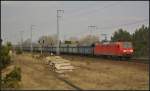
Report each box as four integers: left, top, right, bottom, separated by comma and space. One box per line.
46, 56, 75, 74
33, 54, 41, 59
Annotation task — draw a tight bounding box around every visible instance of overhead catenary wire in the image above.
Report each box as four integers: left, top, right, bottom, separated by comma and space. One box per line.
62, 2, 125, 38
6, 2, 121, 44
98, 18, 148, 30
62, 2, 148, 40
63, 2, 119, 24
72, 18, 148, 38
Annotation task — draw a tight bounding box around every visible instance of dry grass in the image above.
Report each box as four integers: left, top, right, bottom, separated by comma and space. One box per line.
3, 53, 149, 90
62, 55, 149, 90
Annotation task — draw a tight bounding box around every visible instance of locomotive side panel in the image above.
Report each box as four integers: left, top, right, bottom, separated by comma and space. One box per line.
94, 42, 133, 58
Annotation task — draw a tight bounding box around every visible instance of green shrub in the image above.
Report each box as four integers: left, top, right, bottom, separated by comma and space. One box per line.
0, 46, 11, 69
5, 66, 21, 81
2, 66, 21, 88
16, 48, 22, 54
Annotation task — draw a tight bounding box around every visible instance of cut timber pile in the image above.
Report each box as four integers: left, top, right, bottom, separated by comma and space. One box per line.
46, 56, 75, 74
33, 54, 41, 59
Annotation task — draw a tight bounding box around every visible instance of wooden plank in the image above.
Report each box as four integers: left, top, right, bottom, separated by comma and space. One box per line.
46, 56, 56, 61
55, 59, 70, 62
55, 56, 62, 59
49, 60, 70, 64
46, 56, 70, 62
55, 65, 74, 70
47, 56, 75, 73
55, 69, 73, 73
54, 63, 71, 67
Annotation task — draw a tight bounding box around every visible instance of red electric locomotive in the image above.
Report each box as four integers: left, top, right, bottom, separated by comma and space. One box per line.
94, 42, 134, 59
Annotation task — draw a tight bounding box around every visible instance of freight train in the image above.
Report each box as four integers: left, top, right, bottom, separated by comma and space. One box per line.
18, 41, 134, 59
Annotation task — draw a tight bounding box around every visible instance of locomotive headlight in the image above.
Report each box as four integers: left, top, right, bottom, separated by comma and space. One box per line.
123, 50, 127, 52
129, 49, 133, 52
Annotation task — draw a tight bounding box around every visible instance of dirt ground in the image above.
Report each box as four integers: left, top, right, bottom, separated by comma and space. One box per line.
3, 53, 149, 90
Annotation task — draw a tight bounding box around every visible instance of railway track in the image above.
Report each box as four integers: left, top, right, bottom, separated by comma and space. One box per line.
100, 57, 149, 64
128, 58, 149, 64
62, 54, 149, 64
23, 52, 149, 64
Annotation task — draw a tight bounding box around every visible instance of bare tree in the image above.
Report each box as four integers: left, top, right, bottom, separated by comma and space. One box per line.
68, 37, 79, 44
78, 35, 100, 45
38, 34, 57, 47
22, 38, 31, 47
22, 38, 39, 47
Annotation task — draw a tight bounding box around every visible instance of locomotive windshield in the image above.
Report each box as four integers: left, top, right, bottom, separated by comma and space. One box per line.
122, 42, 132, 48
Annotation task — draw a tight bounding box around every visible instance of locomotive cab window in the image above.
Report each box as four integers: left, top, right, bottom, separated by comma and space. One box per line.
123, 42, 132, 48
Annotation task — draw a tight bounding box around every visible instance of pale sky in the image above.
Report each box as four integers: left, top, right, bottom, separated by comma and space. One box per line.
1, 1, 149, 45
